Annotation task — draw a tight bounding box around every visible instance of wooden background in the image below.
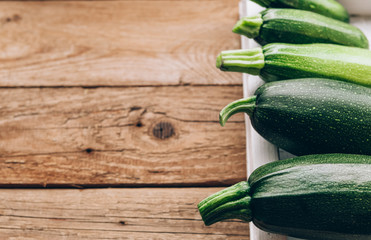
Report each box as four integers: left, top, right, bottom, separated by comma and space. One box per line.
0, 0, 249, 238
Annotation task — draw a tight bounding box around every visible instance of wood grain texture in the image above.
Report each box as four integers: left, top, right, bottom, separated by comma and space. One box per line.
0, 0, 241, 87
0, 86, 246, 186
0, 0, 249, 239
0, 188, 250, 239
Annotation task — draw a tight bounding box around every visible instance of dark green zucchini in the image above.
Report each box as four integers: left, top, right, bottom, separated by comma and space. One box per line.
198, 153, 371, 240
216, 43, 371, 87
219, 78, 371, 156
250, 0, 349, 22
233, 8, 368, 48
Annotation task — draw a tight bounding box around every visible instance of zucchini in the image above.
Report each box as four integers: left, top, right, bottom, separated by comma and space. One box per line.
233, 8, 368, 49
216, 43, 371, 87
219, 78, 371, 156
198, 153, 371, 240
250, 0, 349, 22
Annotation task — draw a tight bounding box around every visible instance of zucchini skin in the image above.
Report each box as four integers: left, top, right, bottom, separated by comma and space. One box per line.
237, 9, 368, 48
250, 155, 371, 239
262, 43, 371, 85
219, 78, 371, 156
251, 0, 349, 22
217, 43, 371, 87
198, 154, 371, 240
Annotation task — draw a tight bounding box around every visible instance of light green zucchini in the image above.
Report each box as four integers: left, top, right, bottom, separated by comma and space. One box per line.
216, 43, 371, 87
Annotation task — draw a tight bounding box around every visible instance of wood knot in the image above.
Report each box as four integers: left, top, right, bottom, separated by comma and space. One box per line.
136, 121, 143, 127
4, 14, 21, 23
153, 122, 174, 139
85, 148, 94, 154
119, 220, 126, 225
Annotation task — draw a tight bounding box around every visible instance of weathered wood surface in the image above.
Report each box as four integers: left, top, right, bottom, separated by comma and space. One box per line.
0, 0, 247, 238
0, 0, 241, 87
0, 86, 246, 186
0, 188, 250, 239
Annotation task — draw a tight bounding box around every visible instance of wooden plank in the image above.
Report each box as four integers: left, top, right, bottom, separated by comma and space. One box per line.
0, 0, 241, 87
0, 188, 250, 239
0, 86, 246, 186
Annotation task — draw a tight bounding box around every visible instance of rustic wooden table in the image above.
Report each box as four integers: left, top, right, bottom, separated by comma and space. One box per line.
0, 0, 249, 239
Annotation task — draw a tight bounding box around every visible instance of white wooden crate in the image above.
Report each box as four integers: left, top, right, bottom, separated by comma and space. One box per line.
239, 1, 371, 239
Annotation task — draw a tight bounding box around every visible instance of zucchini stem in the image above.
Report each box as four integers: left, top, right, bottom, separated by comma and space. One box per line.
216, 48, 264, 74
197, 181, 252, 226
219, 96, 256, 126
233, 14, 263, 39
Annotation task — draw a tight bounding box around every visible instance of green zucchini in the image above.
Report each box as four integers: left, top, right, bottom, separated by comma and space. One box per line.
219, 78, 371, 156
216, 43, 371, 87
233, 8, 368, 48
250, 0, 349, 22
198, 153, 371, 240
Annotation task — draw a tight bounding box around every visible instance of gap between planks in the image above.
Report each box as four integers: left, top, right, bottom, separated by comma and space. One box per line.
0, 83, 243, 89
